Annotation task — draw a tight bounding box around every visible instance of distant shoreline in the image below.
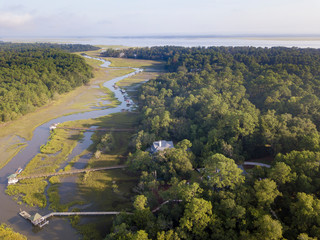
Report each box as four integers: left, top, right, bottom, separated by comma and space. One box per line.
2, 36, 320, 48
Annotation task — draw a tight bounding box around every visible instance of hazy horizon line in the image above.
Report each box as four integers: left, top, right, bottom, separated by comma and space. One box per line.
2, 34, 320, 39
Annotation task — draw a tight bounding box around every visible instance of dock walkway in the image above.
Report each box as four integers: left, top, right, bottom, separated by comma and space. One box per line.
56, 127, 135, 132
19, 210, 131, 228
16, 165, 128, 181
19, 198, 182, 228
42, 211, 130, 218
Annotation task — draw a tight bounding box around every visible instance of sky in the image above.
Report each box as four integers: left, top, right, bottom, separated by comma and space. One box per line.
0, 0, 320, 37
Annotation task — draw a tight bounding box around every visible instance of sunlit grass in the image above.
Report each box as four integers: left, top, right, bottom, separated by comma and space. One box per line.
6, 126, 83, 207
105, 57, 165, 69
0, 54, 158, 169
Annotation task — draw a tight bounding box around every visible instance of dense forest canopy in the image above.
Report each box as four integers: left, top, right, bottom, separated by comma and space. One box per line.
103, 46, 320, 160
0, 41, 100, 52
102, 46, 320, 240
0, 43, 97, 122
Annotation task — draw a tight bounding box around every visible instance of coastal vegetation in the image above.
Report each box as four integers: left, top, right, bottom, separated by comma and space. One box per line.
101, 46, 320, 240
0, 44, 95, 122
0, 51, 155, 170
44, 112, 141, 239
0, 224, 27, 240
2, 52, 162, 239
6, 126, 83, 207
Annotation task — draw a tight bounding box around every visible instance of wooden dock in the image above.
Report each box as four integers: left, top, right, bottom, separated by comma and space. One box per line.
19, 211, 31, 219
19, 199, 181, 228
19, 211, 49, 228
19, 210, 132, 228
42, 211, 131, 219
56, 127, 135, 132
16, 165, 128, 181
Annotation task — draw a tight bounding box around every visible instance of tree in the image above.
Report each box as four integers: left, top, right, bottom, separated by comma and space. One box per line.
275, 151, 320, 177
215, 198, 246, 230
131, 230, 150, 240
132, 195, 155, 230
254, 179, 281, 207
253, 215, 283, 240
290, 192, 320, 233
179, 198, 212, 238
204, 153, 245, 190
269, 162, 295, 185
157, 230, 181, 240
275, 151, 320, 192
134, 195, 148, 210
127, 150, 153, 172
297, 233, 318, 240
0, 224, 27, 240
164, 180, 203, 202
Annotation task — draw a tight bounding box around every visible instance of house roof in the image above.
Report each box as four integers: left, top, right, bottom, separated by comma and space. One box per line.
30, 213, 43, 222
151, 140, 174, 153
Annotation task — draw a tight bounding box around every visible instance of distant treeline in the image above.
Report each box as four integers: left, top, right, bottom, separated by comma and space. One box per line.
0, 44, 96, 122
0, 42, 100, 52
104, 46, 320, 240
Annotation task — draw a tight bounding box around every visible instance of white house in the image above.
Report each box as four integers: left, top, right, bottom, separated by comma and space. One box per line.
150, 140, 174, 153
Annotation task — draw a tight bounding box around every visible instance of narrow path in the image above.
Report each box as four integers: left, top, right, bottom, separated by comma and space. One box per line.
43, 211, 132, 219
16, 165, 128, 180
243, 161, 271, 168
151, 200, 182, 213
56, 127, 135, 132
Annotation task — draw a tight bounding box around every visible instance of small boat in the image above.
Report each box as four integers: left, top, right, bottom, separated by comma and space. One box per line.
15, 167, 23, 175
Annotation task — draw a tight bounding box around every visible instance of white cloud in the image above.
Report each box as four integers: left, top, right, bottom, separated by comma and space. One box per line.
0, 12, 33, 28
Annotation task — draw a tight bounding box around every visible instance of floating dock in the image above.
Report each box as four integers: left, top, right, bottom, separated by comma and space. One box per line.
7, 167, 23, 185
19, 211, 31, 219
19, 211, 49, 228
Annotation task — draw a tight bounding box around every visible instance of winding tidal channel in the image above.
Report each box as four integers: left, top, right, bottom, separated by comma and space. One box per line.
0, 56, 143, 239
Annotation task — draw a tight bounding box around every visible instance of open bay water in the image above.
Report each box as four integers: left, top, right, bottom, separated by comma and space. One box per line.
2, 36, 320, 48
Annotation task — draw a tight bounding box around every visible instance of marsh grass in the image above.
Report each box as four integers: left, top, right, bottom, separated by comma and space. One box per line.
51, 112, 140, 239
117, 71, 159, 87
0, 143, 27, 170
47, 183, 85, 212
6, 125, 84, 207
75, 169, 138, 239
6, 178, 48, 207
105, 57, 165, 69
0, 55, 149, 169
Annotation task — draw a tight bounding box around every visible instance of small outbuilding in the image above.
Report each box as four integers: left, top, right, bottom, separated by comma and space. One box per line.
30, 213, 49, 227
150, 140, 174, 153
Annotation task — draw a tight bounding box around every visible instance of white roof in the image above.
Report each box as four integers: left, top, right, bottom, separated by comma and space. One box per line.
151, 140, 174, 153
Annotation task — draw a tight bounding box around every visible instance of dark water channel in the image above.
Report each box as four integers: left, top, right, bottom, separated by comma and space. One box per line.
0, 56, 142, 239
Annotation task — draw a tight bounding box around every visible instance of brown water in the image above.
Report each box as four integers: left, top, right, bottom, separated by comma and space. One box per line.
0, 56, 142, 239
